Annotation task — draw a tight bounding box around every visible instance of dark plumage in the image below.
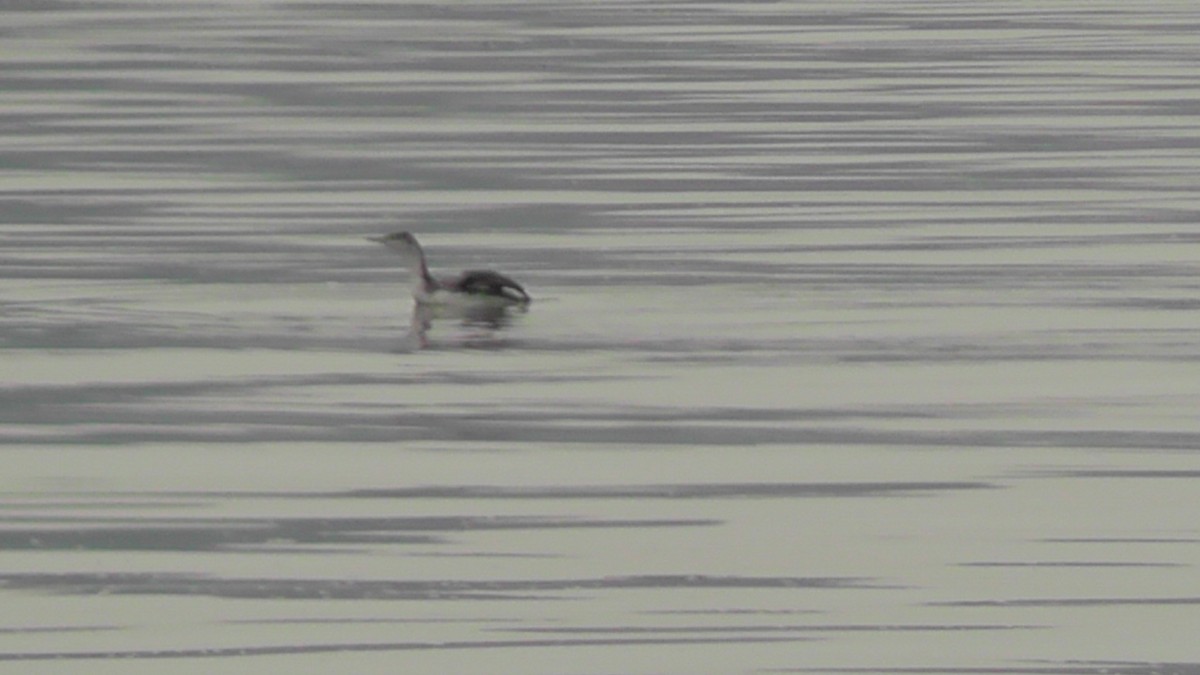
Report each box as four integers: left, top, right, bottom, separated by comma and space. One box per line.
449, 270, 531, 303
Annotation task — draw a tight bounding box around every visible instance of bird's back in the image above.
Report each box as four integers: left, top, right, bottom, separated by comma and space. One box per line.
447, 270, 531, 303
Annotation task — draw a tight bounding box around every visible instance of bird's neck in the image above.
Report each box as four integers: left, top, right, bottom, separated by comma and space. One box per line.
386, 245, 433, 298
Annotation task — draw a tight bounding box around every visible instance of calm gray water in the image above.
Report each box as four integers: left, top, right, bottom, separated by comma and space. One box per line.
3, 2, 1200, 673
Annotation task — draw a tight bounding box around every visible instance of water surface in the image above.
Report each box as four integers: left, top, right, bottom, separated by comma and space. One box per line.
3, 2, 1200, 673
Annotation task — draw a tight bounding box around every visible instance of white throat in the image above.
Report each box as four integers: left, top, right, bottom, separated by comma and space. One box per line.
380, 239, 434, 300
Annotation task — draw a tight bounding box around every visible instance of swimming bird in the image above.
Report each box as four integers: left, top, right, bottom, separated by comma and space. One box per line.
368, 231, 531, 305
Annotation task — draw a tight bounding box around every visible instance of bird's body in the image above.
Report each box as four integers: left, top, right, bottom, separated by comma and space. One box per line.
368, 231, 531, 305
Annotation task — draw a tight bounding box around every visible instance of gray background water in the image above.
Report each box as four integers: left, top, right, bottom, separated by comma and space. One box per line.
3, 2, 1200, 673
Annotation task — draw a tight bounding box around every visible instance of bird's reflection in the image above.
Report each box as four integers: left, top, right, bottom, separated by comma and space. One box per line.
399, 301, 527, 351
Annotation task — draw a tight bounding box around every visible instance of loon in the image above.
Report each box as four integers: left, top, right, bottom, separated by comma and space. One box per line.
368, 231, 531, 305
